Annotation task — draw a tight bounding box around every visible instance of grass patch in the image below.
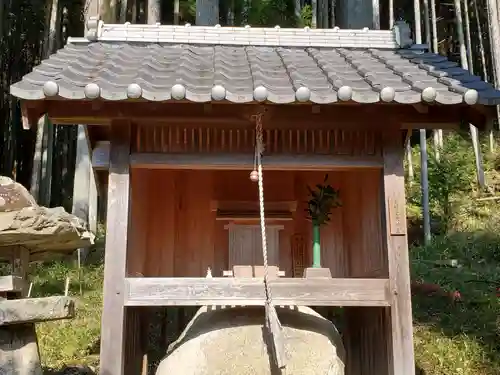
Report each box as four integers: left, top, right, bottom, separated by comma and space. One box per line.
29, 250, 104, 373
411, 234, 500, 375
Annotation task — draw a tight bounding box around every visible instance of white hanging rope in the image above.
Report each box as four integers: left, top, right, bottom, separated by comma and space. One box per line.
252, 112, 285, 370
254, 113, 272, 303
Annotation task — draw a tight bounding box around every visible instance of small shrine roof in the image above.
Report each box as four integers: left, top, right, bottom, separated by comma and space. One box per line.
10, 20, 500, 106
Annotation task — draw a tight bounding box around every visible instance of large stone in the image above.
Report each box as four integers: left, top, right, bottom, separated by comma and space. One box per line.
0, 324, 43, 375
156, 306, 345, 375
0, 176, 94, 260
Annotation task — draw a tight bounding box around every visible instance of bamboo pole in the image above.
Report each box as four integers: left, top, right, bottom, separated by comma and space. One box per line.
422, 0, 431, 47
414, 0, 422, 44
389, 0, 394, 27
424, 0, 441, 160
433, 131, 441, 160
413, 0, 431, 243
474, 0, 496, 151
454, 0, 486, 189
430, 0, 438, 52
463, 0, 474, 72
420, 129, 431, 245
372, 0, 380, 29
487, 0, 500, 148
406, 137, 414, 181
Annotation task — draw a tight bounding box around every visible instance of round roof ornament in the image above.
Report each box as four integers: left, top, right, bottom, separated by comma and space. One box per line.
127, 83, 142, 99
421, 87, 437, 102
295, 86, 311, 102
43, 81, 59, 97
211, 85, 226, 101
463, 89, 479, 105
171, 84, 186, 100
253, 86, 268, 102
337, 86, 353, 101
84, 83, 100, 99
380, 86, 395, 102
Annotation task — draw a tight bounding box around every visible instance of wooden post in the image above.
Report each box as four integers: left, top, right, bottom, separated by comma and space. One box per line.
99, 122, 131, 375
382, 130, 415, 375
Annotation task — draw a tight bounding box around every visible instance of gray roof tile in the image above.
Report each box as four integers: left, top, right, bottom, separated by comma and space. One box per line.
10, 42, 500, 105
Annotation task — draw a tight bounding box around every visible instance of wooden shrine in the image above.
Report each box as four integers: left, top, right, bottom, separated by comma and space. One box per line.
9, 18, 500, 375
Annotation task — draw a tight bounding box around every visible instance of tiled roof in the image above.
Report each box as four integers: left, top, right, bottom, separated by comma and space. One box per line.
9, 22, 500, 106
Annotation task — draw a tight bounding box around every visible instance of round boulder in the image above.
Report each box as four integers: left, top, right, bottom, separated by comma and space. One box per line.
156, 305, 345, 375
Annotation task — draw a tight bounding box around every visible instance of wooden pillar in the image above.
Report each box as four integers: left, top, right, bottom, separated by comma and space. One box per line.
99, 122, 131, 375
382, 130, 415, 375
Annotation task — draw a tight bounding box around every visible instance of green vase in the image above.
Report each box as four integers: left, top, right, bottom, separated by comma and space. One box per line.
312, 224, 321, 268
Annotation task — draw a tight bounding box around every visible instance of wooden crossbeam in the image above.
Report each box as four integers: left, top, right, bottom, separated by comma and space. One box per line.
0, 296, 75, 326
124, 277, 390, 307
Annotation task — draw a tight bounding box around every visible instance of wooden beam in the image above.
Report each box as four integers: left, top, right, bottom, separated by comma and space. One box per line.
20, 102, 45, 130
35, 100, 487, 129
0, 296, 75, 325
99, 121, 131, 375
0, 276, 24, 293
382, 130, 415, 375
124, 277, 391, 307
130, 153, 383, 171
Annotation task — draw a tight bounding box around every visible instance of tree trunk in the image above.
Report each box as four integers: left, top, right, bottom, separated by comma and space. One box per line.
388, 0, 394, 27
148, 0, 161, 23
473, 0, 496, 151
422, 0, 431, 46
372, 0, 380, 28
322, 0, 329, 27
433, 131, 440, 161
130, 0, 137, 23
413, 0, 422, 44
174, 0, 180, 24
463, 0, 474, 72
31, 0, 60, 204
430, 0, 438, 52
120, 0, 128, 22
311, 0, 317, 28
406, 139, 414, 181
100, 0, 117, 23
486, 0, 500, 150
454, 0, 486, 189
196, 0, 219, 25
330, 0, 336, 27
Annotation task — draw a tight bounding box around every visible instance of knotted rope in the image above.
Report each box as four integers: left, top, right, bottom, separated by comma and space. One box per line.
251, 111, 286, 371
